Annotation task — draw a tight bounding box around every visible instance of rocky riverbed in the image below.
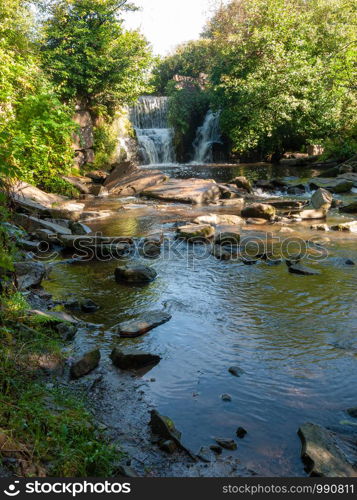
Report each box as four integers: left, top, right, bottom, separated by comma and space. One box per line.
5, 159, 357, 477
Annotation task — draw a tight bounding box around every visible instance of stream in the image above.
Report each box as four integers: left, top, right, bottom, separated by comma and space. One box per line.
43, 163, 357, 477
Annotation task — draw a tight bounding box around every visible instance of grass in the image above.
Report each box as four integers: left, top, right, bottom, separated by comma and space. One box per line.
0, 291, 119, 477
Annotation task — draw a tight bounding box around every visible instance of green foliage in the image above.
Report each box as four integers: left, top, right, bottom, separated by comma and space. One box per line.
41, 0, 153, 115
151, 40, 213, 95
168, 86, 210, 162
0, 291, 119, 477
0, 193, 15, 273
93, 122, 118, 168
206, 0, 357, 157
0, 0, 76, 190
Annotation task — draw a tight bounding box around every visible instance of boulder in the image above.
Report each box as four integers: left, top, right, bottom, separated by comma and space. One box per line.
110, 348, 161, 370
14, 262, 46, 290
81, 299, 100, 313
113, 311, 171, 338
177, 224, 215, 241
288, 264, 321, 276
142, 178, 221, 204
339, 201, 357, 214
70, 349, 101, 379
104, 164, 167, 196
194, 214, 243, 226
311, 188, 333, 211
159, 440, 178, 454
241, 203, 276, 221
330, 221, 357, 233
86, 170, 109, 183
232, 176, 253, 193
114, 264, 157, 284
215, 438, 237, 451
298, 423, 357, 477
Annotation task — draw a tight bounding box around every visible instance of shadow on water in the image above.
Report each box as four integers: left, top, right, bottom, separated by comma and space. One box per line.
44, 163, 357, 477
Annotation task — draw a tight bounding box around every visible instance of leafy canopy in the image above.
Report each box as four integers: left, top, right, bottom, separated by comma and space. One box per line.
41, 0, 153, 115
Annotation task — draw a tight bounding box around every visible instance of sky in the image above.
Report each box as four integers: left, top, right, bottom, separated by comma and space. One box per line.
124, 0, 217, 55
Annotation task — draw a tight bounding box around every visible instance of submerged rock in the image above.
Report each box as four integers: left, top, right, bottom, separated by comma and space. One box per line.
177, 224, 215, 241
288, 263, 321, 276
114, 265, 157, 284
69, 221, 92, 235
298, 423, 357, 477
212, 245, 235, 261
236, 427, 248, 439
70, 349, 101, 379
197, 447, 212, 463
113, 311, 172, 338
81, 299, 100, 313
347, 408, 357, 418
110, 348, 161, 370
310, 224, 330, 232
210, 445, 223, 455
339, 201, 357, 214
215, 438, 237, 451
228, 366, 245, 377
242, 203, 276, 221
221, 394, 232, 402
214, 231, 241, 246
330, 221, 357, 233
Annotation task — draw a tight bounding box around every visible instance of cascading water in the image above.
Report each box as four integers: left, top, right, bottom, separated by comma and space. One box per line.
192, 110, 222, 164
130, 96, 175, 165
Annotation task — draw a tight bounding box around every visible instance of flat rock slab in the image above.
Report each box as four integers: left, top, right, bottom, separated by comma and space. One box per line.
14, 214, 72, 236
337, 172, 357, 187
11, 181, 66, 206
310, 178, 354, 193
142, 178, 221, 204
104, 165, 167, 196
115, 265, 157, 284
114, 311, 172, 338
298, 423, 357, 477
288, 264, 321, 276
194, 214, 244, 226
300, 209, 327, 220
110, 348, 161, 370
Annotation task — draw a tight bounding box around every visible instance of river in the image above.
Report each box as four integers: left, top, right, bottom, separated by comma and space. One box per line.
44, 162, 357, 476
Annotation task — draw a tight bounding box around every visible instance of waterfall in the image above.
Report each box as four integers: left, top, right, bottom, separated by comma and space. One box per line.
130, 96, 175, 165
192, 110, 222, 164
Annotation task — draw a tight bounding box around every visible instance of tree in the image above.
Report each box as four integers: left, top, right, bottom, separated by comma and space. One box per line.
206, 0, 357, 157
40, 0, 152, 116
